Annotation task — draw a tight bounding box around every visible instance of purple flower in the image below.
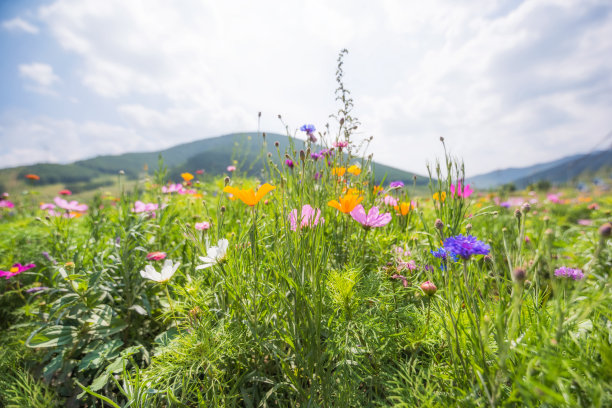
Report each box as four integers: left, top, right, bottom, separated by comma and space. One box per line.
311, 152, 322, 160
391, 274, 408, 287
554, 266, 584, 280
285, 159, 294, 169
389, 181, 404, 189
26, 286, 49, 293
41, 251, 57, 265
443, 235, 490, 260
314, 172, 321, 181
350, 205, 392, 229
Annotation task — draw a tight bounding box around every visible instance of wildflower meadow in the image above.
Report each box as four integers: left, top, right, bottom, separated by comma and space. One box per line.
1, 68, 611, 408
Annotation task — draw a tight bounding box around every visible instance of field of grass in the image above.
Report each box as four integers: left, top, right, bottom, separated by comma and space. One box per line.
1, 123, 611, 407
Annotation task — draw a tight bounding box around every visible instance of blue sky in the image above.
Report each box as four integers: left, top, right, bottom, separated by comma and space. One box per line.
1, 0, 611, 176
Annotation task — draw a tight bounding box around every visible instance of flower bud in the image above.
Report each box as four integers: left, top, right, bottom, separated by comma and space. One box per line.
466, 223, 472, 233
220, 206, 226, 213
514, 209, 522, 219
521, 203, 531, 213
274, 141, 280, 148
599, 222, 611, 238
435, 219, 444, 230
512, 268, 526, 283
64, 261, 75, 271
224, 177, 230, 186
420, 281, 437, 296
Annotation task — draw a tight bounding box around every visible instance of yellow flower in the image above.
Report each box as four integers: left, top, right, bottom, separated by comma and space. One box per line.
433, 191, 446, 202
328, 194, 363, 213
332, 167, 346, 177
223, 184, 275, 206
181, 172, 194, 182
394, 202, 413, 216
347, 165, 361, 176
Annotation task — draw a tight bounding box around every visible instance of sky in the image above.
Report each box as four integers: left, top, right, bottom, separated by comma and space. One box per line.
0, 0, 611, 177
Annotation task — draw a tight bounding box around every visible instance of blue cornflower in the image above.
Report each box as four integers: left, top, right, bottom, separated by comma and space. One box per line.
443, 234, 490, 260
300, 124, 316, 133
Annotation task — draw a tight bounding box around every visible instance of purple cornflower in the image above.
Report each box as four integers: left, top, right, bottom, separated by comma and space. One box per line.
26, 286, 49, 293
389, 181, 404, 189
443, 235, 490, 260
286, 159, 294, 169
350, 205, 392, 229
314, 172, 321, 181
41, 251, 57, 265
311, 152, 322, 160
554, 267, 584, 281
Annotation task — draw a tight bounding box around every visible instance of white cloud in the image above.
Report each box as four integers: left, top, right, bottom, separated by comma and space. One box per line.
1, 0, 606, 176
18, 63, 61, 96
2, 17, 39, 34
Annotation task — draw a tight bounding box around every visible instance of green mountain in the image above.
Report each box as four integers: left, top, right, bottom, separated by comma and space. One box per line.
467, 149, 612, 189
0, 133, 427, 193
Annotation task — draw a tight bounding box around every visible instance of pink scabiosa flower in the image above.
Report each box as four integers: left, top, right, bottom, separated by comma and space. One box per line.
146, 252, 167, 261
227, 165, 236, 172
289, 204, 325, 231
450, 182, 473, 199
0, 263, 36, 279
195, 222, 211, 231
350, 205, 392, 229
547, 193, 562, 204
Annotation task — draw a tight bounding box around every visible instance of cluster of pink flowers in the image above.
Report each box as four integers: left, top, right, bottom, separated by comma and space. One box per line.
289, 205, 325, 231
450, 182, 473, 199
40, 197, 88, 218
161, 184, 196, 194
0, 199, 14, 209
383, 195, 398, 207
132, 201, 159, 216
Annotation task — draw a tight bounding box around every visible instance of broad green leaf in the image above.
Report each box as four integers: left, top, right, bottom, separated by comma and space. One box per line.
26, 325, 78, 348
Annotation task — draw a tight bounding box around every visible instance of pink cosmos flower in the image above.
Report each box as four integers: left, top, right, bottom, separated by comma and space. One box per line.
577, 219, 593, 226
162, 183, 184, 194
54, 197, 88, 212
227, 165, 236, 172
40, 203, 56, 210
383, 195, 398, 207
146, 252, 167, 261
195, 222, 211, 231
450, 182, 473, 198
289, 204, 325, 231
0, 263, 36, 279
350, 205, 392, 229
132, 201, 159, 215
0, 200, 14, 208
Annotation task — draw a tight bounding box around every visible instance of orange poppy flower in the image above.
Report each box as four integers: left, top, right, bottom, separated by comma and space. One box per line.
25, 174, 40, 180
347, 165, 361, 176
328, 193, 363, 213
181, 172, 194, 182
223, 183, 275, 206
394, 201, 414, 216
332, 167, 346, 177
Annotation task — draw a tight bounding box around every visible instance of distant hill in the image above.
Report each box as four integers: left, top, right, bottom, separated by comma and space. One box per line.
0, 133, 428, 193
467, 149, 612, 189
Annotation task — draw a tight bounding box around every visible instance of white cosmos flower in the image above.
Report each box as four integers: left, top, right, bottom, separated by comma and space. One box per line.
140, 259, 180, 283
196, 239, 229, 270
